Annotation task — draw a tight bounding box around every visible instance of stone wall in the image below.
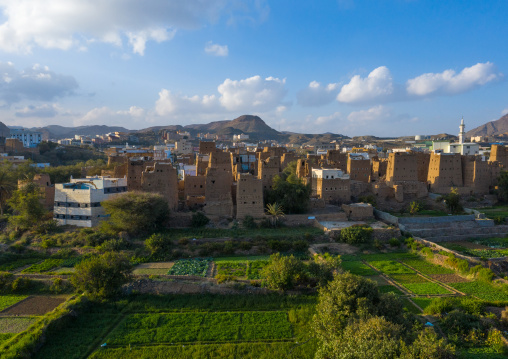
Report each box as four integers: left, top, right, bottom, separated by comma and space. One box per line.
236, 173, 264, 219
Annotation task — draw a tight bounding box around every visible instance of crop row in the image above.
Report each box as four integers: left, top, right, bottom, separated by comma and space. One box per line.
108, 311, 292, 345
22, 259, 64, 273
0, 258, 41, 272
340, 261, 377, 276
167, 258, 211, 276
449, 281, 508, 301
368, 260, 415, 275
400, 259, 454, 275
0, 317, 37, 333
214, 260, 268, 279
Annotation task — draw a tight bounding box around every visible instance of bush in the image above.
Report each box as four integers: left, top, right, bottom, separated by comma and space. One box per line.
191, 212, 210, 228
261, 253, 306, 290
145, 234, 173, 260
339, 225, 373, 244
0, 271, 14, 291
50, 278, 66, 294
97, 238, 131, 252
420, 247, 433, 257
70, 252, 132, 299
292, 239, 309, 252
494, 216, 505, 225
11, 277, 33, 292
215, 274, 235, 284
242, 215, 257, 229
389, 238, 401, 247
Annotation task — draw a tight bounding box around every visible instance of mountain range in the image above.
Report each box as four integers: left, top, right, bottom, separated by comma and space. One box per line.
466, 114, 508, 137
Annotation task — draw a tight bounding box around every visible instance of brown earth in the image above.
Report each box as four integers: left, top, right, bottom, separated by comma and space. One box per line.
0, 296, 66, 316
451, 241, 491, 250
135, 262, 174, 269
429, 274, 470, 283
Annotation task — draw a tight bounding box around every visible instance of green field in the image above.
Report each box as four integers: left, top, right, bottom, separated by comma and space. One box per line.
0, 295, 27, 311
449, 281, 508, 302
22, 259, 65, 273
368, 260, 415, 275
0, 317, 38, 333
0, 258, 41, 272
167, 258, 211, 276
402, 282, 452, 295
216, 262, 248, 277
341, 261, 377, 276
400, 259, 455, 274
33, 294, 317, 359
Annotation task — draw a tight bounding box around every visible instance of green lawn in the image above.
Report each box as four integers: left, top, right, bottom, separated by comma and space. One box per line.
449, 281, 508, 302
341, 261, 378, 276
368, 260, 415, 275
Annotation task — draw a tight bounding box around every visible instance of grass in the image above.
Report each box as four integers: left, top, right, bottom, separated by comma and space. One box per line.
478, 206, 508, 220
22, 259, 65, 273
341, 261, 377, 276
401, 282, 452, 295
0, 333, 13, 343
214, 255, 271, 262
368, 260, 415, 274
133, 268, 170, 276
402, 298, 422, 314
246, 261, 268, 280
401, 259, 454, 274
390, 274, 429, 283
0, 317, 38, 333
449, 281, 508, 301
167, 258, 210, 276
0, 295, 27, 311
410, 297, 434, 311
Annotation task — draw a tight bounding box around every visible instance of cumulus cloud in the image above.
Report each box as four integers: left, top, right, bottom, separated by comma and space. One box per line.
297, 81, 340, 107
15, 104, 59, 118
0, 62, 78, 105
75, 106, 150, 126
337, 66, 394, 103
156, 75, 287, 117
0, 0, 266, 55
347, 105, 390, 123
406, 62, 501, 96
205, 41, 228, 56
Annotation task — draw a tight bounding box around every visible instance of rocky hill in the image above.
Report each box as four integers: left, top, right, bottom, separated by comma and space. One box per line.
30, 125, 130, 139
0, 121, 10, 137
466, 114, 508, 137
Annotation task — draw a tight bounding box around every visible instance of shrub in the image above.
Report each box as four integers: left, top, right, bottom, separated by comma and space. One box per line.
292, 239, 309, 252
420, 247, 433, 257
0, 271, 14, 291
242, 215, 257, 229
97, 238, 131, 252
494, 216, 505, 225
261, 253, 306, 290
389, 238, 401, 247
178, 238, 189, 246
215, 274, 235, 284
373, 239, 383, 250
339, 225, 373, 245
191, 212, 210, 228
50, 278, 65, 294
145, 233, 173, 260
11, 277, 33, 292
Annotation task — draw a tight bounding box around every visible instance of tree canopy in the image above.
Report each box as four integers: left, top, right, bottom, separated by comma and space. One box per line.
265, 173, 311, 214
7, 182, 47, 231
100, 191, 170, 236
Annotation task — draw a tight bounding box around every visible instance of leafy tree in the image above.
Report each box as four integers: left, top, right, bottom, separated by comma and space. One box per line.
399, 329, 456, 359
100, 192, 170, 236
7, 182, 47, 231
497, 170, 508, 202
70, 252, 132, 299
265, 202, 285, 227
409, 201, 422, 215
191, 212, 210, 228
145, 233, 173, 260
265, 174, 311, 214
308, 253, 341, 287
442, 187, 463, 214
261, 253, 306, 290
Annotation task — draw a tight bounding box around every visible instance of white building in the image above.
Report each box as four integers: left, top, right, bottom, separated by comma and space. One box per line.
311, 168, 349, 180
10, 129, 42, 148
53, 176, 127, 227
233, 134, 250, 141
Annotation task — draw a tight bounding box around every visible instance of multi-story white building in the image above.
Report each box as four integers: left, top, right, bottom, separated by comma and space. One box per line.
10, 129, 42, 148
53, 176, 127, 227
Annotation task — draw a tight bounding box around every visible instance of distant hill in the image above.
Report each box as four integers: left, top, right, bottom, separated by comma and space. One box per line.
467, 114, 508, 137
30, 125, 130, 139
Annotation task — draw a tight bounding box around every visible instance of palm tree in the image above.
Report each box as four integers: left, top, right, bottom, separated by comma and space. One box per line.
265, 203, 285, 227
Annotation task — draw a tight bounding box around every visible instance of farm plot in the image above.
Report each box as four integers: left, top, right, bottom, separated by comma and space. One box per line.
246, 261, 268, 280
429, 274, 469, 283
0, 295, 27, 312
167, 258, 210, 276
449, 281, 508, 301
378, 285, 404, 296
35, 314, 118, 359
133, 262, 174, 276
402, 283, 452, 295
0, 317, 38, 333
1, 296, 66, 316
22, 259, 64, 273
0, 258, 41, 272
341, 261, 377, 276
108, 311, 292, 345
216, 262, 248, 278
411, 297, 433, 311
368, 260, 415, 275
400, 259, 454, 275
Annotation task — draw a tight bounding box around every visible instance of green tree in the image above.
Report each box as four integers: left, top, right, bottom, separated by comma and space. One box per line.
70, 252, 132, 299
145, 233, 173, 260
265, 202, 285, 227
191, 212, 210, 228
265, 174, 311, 214
443, 187, 463, 214
409, 201, 422, 215
339, 224, 373, 244
399, 329, 456, 359
7, 182, 47, 231
261, 253, 305, 290
100, 192, 170, 236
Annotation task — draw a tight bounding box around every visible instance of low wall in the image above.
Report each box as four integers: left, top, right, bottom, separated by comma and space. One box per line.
374, 209, 399, 225
398, 214, 475, 224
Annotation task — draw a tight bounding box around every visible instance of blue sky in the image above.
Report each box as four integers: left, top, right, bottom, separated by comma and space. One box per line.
1, 0, 507, 137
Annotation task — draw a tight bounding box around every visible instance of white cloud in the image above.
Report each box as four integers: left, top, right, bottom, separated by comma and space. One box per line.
337, 66, 393, 103
0, 0, 265, 55
502, 108, 508, 116
205, 41, 228, 56
297, 81, 340, 107
156, 75, 287, 116
406, 62, 501, 96
75, 106, 151, 126
0, 62, 78, 105
218, 76, 287, 112
316, 112, 342, 125
347, 105, 390, 123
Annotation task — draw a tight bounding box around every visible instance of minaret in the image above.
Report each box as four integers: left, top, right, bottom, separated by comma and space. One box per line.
459, 117, 465, 144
